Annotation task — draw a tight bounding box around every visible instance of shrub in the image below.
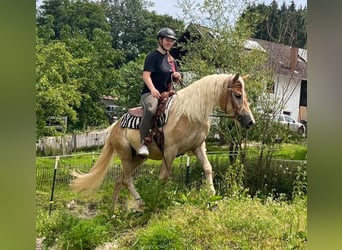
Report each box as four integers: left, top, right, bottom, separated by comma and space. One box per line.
37, 210, 111, 249
61, 215, 111, 249
133, 221, 183, 250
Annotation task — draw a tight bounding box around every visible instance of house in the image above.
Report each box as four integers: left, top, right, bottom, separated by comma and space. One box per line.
171, 24, 307, 123
251, 38, 307, 122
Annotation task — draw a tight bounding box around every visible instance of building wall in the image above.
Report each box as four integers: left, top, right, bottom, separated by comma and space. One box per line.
274, 75, 302, 120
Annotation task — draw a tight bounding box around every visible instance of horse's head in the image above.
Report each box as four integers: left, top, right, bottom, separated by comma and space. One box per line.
219, 74, 255, 129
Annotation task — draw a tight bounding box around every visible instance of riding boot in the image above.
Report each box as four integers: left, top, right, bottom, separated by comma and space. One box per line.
137, 142, 149, 157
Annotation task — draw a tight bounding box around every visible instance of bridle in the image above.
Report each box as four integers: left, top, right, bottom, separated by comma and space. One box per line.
226, 77, 244, 117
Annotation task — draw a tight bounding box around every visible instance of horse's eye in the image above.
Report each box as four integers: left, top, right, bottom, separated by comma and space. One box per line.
234, 93, 242, 99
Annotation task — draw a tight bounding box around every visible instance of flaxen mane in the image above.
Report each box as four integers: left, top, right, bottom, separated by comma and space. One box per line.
173, 74, 236, 123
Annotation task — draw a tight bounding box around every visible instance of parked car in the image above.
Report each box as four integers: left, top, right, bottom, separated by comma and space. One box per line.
105, 105, 119, 123
275, 114, 306, 136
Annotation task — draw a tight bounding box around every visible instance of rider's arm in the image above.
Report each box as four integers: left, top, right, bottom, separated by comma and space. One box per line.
143, 71, 160, 98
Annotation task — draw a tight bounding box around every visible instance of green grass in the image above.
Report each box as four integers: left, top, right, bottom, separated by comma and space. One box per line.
272, 143, 307, 160
116, 193, 307, 249
36, 142, 307, 249
37, 185, 307, 250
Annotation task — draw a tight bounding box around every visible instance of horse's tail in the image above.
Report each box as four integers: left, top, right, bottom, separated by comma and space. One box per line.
70, 136, 115, 193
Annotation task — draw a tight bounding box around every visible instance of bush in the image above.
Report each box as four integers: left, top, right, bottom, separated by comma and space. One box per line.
133, 221, 183, 249
61, 215, 111, 249
37, 210, 111, 249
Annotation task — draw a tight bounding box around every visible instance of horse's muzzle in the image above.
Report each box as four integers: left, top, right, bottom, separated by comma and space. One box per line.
238, 114, 255, 129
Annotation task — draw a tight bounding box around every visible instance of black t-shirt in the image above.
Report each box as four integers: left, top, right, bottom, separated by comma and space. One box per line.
141, 50, 178, 95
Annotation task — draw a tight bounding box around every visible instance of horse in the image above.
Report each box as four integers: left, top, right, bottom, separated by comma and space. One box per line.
70, 73, 255, 210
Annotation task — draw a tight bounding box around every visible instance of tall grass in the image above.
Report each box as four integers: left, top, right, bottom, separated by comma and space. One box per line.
118, 190, 307, 249
36, 143, 307, 249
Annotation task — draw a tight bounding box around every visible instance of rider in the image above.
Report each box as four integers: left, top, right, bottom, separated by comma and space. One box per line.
137, 27, 182, 157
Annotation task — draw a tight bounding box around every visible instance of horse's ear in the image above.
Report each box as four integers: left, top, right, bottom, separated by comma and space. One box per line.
233, 73, 240, 82
242, 74, 249, 80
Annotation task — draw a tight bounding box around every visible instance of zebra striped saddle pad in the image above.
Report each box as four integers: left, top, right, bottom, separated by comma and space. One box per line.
120, 96, 175, 129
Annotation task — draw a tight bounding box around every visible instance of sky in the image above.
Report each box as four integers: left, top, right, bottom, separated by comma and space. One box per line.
36, 0, 307, 25
36, 0, 307, 13
147, 0, 307, 18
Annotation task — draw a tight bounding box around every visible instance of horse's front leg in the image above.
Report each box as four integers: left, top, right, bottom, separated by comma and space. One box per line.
194, 141, 216, 195
159, 152, 176, 181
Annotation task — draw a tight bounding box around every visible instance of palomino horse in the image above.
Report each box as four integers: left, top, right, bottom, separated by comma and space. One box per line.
70, 73, 255, 209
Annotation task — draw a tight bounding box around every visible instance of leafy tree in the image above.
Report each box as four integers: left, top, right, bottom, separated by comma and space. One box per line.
175, 0, 266, 163
37, 0, 128, 131
59, 28, 125, 130
36, 0, 186, 134
238, 1, 307, 48
37, 0, 110, 41
36, 37, 83, 137
101, 0, 184, 61
175, 0, 306, 195
114, 54, 146, 110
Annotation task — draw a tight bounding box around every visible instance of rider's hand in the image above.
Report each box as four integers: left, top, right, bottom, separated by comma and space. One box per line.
151, 88, 161, 98
172, 72, 182, 81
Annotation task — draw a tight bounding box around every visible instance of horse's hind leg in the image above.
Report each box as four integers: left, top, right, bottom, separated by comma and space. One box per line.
112, 173, 123, 209
113, 156, 145, 210
194, 141, 216, 194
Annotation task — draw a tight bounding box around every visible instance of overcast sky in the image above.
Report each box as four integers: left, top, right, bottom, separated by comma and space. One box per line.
148, 0, 307, 18
36, 0, 307, 21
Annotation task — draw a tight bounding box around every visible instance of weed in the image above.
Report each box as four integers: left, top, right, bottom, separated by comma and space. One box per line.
37, 208, 111, 249
132, 221, 183, 250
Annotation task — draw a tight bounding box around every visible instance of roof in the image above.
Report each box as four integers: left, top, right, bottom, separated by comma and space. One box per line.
244, 39, 266, 52
250, 38, 307, 79
172, 24, 307, 80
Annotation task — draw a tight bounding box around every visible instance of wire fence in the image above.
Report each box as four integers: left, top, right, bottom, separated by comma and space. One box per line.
36, 153, 198, 192
36, 150, 307, 215
36, 151, 306, 192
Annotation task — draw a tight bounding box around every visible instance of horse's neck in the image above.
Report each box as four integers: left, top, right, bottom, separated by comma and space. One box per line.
174, 78, 221, 123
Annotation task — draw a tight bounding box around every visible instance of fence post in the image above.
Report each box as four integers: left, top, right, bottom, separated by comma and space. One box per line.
49, 156, 59, 216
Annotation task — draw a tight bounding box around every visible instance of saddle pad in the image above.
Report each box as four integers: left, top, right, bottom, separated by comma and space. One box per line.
120, 112, 166, 129
120, 96, 175, 129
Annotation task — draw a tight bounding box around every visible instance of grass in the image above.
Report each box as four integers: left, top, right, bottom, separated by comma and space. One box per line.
115, 191, 307, 249
36, 142, 307, 249
36, 177, 307, 249
272, 143, 307, 160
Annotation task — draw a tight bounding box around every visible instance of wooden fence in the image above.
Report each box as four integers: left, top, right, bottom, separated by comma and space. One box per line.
36, 128, 110, 155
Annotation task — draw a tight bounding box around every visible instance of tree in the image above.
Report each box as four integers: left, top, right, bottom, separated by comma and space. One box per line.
238, 1, 307, 48
37, 0, 110, 42
37, 0, 128, 131
36, 0, 187, 134
59, 28, 125, 130
175, 0, 266, 165
114, 54, 146, 109
101, 0, 184, 61
36, 37, 83, 137
175, 0, 307, 196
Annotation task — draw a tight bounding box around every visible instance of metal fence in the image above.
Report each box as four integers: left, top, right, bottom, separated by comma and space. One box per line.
36, 153, 196, 192
36, 151, 307, 215
36, 152, 306, 193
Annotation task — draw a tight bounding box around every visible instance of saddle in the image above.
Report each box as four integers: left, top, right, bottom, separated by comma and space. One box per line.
149, 90, 176, 151
128, 90, 176, 152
